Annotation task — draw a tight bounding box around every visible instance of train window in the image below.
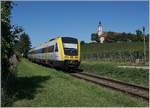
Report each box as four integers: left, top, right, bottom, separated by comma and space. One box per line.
55, 43, 58, 52
49, 46, 52, 52
41, 48, 43, 53
39, 49, 41, 53
34, 48, 43, 54
51, 45, 54, 52
48, 46, 50, 52
46, 47, 49, 53
62, 37, 78, 44
35, 49, 38, 54
38, 49, 41, 53
43, 47, 47, 53
36, 49, 40, 53
48, 45, 54, 52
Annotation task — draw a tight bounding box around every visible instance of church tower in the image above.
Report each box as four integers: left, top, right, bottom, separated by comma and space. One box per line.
97, 21, 103, 36
97, 21, 104, 43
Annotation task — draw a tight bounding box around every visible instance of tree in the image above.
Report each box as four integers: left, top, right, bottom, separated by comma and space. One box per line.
1, 2, 29, 106
105, 31, 116, 42
19, 33, 31, 57
1, 1, 14, 82
136, 29, 142, 37
80, 41, 86, 45
1, 1, 15, 106
135, 29, 143, 41
91, 33, 99, 42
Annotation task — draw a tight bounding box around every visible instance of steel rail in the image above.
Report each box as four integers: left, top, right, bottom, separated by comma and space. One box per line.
70, 72, 149, 101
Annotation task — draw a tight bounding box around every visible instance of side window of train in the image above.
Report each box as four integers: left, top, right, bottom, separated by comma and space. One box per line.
41, 48, 43, 53
48, 46, 51, 52
51, 45, 54, 52
35, 49, 38, 54
55, 43, 58, 52
49, 46, 52, 52
43, 47, 47, 53
49, 45, 54, 52
42, 48, 44, 53
39, 48, 43, 53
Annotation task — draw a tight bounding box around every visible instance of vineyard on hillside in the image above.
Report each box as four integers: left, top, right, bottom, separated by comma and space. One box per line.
80, 42, 149, 63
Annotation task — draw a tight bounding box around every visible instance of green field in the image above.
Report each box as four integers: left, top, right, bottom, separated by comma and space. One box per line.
7, 59, 148, 107
81, 42, 149, 53
81, 42, 149, 63
80, 61, 149, 87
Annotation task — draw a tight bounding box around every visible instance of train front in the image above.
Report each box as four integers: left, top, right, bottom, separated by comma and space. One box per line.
62, 37, 80, 69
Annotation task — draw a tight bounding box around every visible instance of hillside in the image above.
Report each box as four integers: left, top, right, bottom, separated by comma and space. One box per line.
80, 42, 149, 63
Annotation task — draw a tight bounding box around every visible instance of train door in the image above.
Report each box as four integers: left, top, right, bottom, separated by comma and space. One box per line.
54, 43, 59, 59
53, 43, 59, 66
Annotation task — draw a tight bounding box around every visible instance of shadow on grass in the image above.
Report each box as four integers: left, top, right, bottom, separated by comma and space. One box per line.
6, 75, 51, 106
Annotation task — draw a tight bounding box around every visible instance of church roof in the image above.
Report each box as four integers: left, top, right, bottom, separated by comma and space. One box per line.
100, 32, 107, 37
100, 31, 122, 37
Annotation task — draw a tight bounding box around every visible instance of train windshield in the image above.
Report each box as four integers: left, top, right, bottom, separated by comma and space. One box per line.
62, 37, 78, 56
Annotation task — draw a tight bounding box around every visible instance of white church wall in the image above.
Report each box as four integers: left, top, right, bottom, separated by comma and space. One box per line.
100, 37, 104, 43
97, 21, 104, 43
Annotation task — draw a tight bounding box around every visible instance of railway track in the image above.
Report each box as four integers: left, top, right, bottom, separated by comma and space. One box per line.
70, 72, 149, 101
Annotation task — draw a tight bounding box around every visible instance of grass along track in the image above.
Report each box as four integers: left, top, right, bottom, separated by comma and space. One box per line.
80, 61, 149, 87
70, 72, 149, 101
9, 58, 148, 107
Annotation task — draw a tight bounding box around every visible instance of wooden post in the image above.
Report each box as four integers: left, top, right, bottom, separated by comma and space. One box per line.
143, 26, 146, 64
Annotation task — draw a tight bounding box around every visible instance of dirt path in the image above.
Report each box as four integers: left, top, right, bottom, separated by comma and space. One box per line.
118, 66, 149, 70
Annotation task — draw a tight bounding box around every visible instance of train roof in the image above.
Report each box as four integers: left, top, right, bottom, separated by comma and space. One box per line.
28, 36, 78, 52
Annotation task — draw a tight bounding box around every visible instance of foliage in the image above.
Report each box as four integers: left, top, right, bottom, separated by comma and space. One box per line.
80, 61, 149, 87
18, 33, 31, 57
136, 29, 143, 37
91, 33, 99, 42
91, 30, 148, 43
1, 1, 31, 106
1, 1, 15, 106
7, 59, 148, 107
81, 42, 149, 63
1, 1, 13, 23
80, 41, 85, 45
1, 1, 14, 84
105, 31, 117, 42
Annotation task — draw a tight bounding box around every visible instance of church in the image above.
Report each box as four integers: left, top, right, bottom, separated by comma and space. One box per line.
97, 21, 106, 43
92, 21, 122, 43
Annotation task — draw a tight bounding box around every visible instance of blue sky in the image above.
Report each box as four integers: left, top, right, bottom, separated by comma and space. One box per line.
11, 1, 149, 47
